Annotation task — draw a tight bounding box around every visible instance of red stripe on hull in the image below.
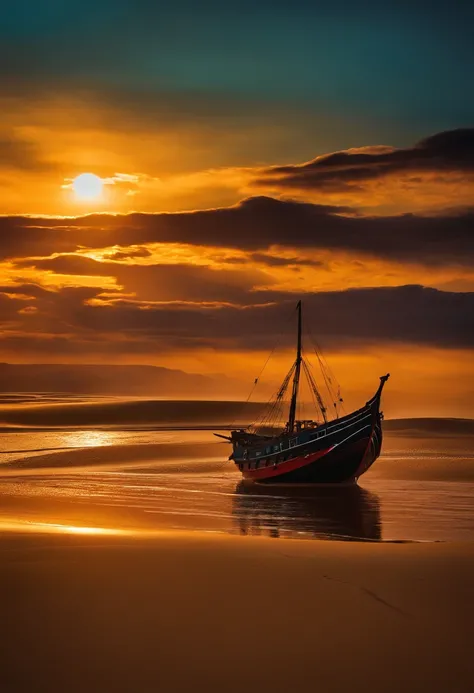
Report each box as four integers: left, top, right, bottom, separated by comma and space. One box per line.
242, 446, 335, 481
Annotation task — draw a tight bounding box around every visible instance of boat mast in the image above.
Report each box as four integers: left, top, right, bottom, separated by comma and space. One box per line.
287, 300, 302, 434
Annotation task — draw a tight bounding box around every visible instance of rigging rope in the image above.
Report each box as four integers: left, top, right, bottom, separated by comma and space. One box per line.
229, 304, 296, 430
302, 357, 327, 423
253, 361, 296, 433
302, 352, 321, 421
306, 326, 346, 418
228, 300, 345, 433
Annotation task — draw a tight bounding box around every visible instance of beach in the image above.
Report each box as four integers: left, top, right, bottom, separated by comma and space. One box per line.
2, 532, 474, 693
3, 5, 474, 690
1, 400, 474, 691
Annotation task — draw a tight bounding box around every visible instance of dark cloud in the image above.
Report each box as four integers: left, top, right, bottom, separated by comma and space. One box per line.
255, 128, 474, 192
16, 255, 112, 277
0, 219, 81, 260
0, 283, 59, 326
1, 284, 472, 355
249, 252, 325, 268
16, 255, 275, 304
75, 286, 474, 351
0, 283, 57, 300
103, 247, 152, 260
2, 195, 474, 266
0, 292, 27, 323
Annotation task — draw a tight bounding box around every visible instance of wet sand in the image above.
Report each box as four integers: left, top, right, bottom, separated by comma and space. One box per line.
2, 409, 474, 691
2, 428, 474, 541
2, 531, 474, 693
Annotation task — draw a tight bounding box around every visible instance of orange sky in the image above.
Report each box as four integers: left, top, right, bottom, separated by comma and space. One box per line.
1, 91, 473, 418
3, 94, 474, 217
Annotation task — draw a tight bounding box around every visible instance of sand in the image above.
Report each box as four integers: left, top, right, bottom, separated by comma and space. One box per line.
2, 418, 474, 691
0, 398, 263, 428
2, 531, 474, 693
0, 439, 223, 473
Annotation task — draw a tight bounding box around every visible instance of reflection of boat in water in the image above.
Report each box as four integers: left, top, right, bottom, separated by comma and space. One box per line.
216, 301, 390, 484
233, 482, 382, 541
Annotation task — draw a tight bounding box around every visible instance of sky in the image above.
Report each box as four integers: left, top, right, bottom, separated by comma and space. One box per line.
1, 0, 473, 416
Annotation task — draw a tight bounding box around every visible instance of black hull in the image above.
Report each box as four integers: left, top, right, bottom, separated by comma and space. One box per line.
245, 418, 381, 484
228, 374, 389, 485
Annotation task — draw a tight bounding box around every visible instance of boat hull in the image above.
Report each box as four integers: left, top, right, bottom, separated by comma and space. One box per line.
241, 420, 381, 484
226, 374, 389, 485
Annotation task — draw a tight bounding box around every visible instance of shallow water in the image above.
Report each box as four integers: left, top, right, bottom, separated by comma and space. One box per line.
1, 417, 474, 541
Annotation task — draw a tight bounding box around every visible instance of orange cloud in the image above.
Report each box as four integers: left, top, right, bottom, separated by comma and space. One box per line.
253, 129, 474, 213
1, 101, 473, 419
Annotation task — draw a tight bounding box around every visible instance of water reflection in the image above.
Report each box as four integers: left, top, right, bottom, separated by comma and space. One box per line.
58, 430, 119, 448
233, 483, 382, 541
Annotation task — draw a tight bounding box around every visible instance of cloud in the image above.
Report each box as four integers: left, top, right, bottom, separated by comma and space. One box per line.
17, 254, 276, 303
255, 128, 474, 194
0, 284, 472, 357
2, 195, 474, 266
103, 247, 153, 260
249, 252, 325, 268
78, 285, 474, 351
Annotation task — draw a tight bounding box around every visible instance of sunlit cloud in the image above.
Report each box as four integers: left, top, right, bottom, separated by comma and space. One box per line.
253, 129, 474, 213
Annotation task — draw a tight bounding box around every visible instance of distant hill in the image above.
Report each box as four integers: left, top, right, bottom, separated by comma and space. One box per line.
0, 363, 244, 398
385, 418, 474, 436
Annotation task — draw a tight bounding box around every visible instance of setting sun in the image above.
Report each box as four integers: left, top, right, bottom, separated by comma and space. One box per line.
72, 172, 104, 200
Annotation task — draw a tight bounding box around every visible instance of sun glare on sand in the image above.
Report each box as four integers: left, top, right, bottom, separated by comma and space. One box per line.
72, 173, 104, 200
0, 520, 130, 535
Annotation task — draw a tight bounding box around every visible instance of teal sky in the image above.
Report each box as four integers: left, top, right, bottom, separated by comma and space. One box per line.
2, 0, 473, 154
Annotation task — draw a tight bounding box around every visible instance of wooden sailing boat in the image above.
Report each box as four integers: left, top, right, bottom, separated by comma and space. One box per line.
217, 301, 389, 484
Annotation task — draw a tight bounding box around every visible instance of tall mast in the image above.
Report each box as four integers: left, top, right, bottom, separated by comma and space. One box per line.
287, 300, 302, 434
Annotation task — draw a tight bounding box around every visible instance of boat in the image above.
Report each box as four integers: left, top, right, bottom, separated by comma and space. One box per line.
216, 300, 389, 484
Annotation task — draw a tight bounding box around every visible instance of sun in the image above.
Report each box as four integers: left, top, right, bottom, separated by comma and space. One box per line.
72, 173, 104, 200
